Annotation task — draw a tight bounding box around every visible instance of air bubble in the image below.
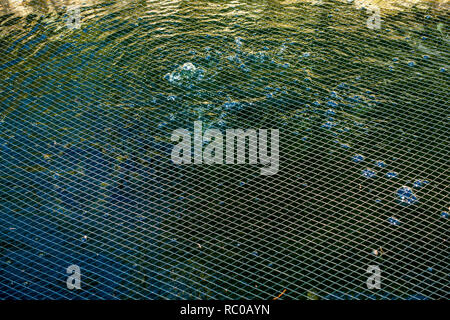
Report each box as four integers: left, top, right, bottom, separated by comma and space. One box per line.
386, 172, 398, 178
388, 217, 400, 226
352, 154, 364, 163
362, 169, 376, 178
396, 186, 417, 205
374, 160, 386, 168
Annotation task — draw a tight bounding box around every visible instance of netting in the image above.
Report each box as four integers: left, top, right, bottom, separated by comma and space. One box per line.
0, 0, 448, 300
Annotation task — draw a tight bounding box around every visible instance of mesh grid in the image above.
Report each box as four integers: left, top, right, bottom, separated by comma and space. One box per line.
0, 0, 449, 300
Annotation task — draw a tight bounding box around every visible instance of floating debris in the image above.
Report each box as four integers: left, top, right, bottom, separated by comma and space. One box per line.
274, 289, 287, 300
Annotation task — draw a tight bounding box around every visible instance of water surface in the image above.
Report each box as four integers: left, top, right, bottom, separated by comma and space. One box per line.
0, 0, 449, 299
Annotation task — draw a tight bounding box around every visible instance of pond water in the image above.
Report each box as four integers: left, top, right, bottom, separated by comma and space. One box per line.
0, 0, 448, 299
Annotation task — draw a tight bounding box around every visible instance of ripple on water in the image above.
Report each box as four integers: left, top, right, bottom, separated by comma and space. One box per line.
0, 0, 448, 300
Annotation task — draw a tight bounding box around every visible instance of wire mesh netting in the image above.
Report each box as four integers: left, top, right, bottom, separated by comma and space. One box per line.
0, 0, 449, 300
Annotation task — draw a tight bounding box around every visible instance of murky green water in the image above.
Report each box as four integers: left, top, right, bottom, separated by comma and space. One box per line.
0, 0, 449, 299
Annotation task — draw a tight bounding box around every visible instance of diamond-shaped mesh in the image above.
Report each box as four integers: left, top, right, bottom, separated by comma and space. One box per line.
0, 0, 448, 300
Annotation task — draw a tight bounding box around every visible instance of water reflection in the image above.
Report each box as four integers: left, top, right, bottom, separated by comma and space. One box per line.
1, 0, 449, 16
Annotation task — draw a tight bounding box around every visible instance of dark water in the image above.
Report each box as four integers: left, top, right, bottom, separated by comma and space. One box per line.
0, 0, 449, 299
